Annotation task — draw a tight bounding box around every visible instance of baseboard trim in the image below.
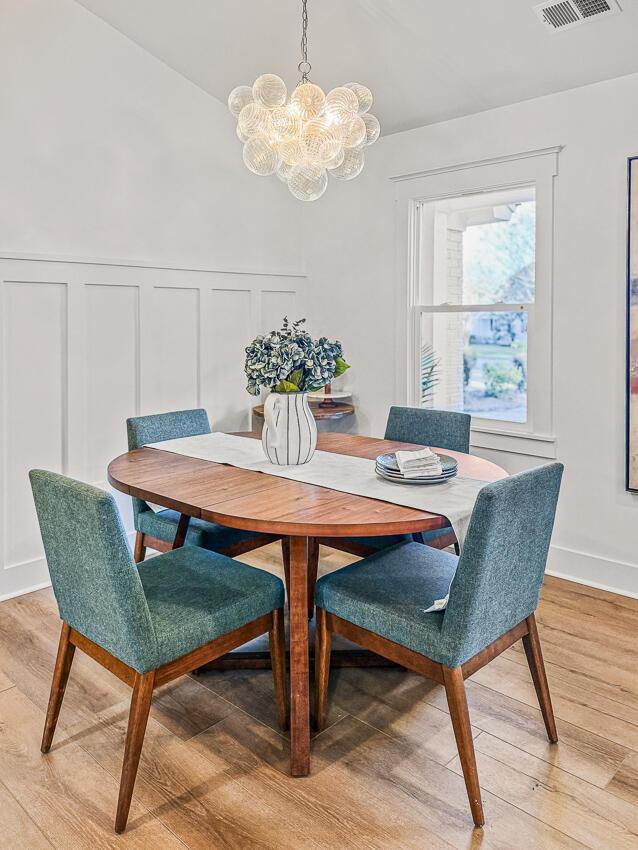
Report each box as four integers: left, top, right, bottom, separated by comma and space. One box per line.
546, 544, 638, 599
0, 580, 52, 603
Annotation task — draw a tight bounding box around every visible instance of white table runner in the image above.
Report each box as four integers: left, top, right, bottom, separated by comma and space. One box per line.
146, 432, 489, 549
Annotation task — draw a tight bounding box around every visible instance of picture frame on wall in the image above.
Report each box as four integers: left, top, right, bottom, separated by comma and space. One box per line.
627, 157, 638, 491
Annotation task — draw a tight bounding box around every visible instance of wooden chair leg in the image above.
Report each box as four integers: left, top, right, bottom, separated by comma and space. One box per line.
314, 606, 332, 732
115, 671, 154, 834
172, 514, 190, 549
443, 666, 484, 828
523, 613, 558, 743
281, 537, 291, 601
41, 622, 75, 753
269, 607, 288, 731
307, 538, 319, 619
133, 532, 146, 563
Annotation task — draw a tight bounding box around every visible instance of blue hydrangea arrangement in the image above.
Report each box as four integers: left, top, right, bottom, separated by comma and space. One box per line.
245, 317, 349, 395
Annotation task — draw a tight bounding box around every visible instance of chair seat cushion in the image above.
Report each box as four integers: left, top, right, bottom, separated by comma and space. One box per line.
315, 541, 459, 666
137, 508, 262, 552
137, 546, 284, 670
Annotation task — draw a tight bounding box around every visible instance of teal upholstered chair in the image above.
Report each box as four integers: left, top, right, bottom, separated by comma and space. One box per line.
30, 470, 287, 834
127, 409, 280, 564
315, 463, 563, 828
318, 407, 472, 565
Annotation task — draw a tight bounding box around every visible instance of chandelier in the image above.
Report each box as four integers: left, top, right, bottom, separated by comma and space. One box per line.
227, 0, 380, 202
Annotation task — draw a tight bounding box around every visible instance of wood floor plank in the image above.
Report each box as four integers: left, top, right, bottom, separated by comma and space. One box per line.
0, 779, 53, 849
331, 665, 628, 789
470, 654, 638, 752
309, 714, 587, 849
196, 666, 348, 737
0, 687, 185, 848
0, 667, 14, 693
150, 676, 235, 740
0, 552, 636, 848
0, 596, 130, 727
607, 752, 638, 806
450, 731, 638, 850
326, 666, 479, 766
505, 642, 638, 711
193, 711, 458, 850
68, 699, 290, 849
543, 576, 638, 614
461, 678, 628, 787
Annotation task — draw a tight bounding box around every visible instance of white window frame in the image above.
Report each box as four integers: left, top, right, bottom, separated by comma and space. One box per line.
392, 147, 560, 458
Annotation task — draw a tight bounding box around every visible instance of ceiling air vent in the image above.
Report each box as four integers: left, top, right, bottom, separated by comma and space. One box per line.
534, 0, 621, 31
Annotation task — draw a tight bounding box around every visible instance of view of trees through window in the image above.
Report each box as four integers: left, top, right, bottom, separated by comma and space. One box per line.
419, 189, 535, 424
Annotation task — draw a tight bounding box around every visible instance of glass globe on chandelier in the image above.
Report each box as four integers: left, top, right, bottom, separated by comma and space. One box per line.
227, 0, 380, 202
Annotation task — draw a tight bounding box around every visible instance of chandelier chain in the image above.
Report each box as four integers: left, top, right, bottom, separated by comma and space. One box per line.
298, 0, 311, 83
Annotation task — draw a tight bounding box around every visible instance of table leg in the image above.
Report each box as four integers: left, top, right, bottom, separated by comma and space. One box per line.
289, 535, 310, 777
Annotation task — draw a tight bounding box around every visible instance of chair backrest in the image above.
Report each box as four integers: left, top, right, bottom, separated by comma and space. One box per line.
441, 463, 563, 666
384, 406, 471, 454
30, 470, 158, 671
126, 409, 211, 520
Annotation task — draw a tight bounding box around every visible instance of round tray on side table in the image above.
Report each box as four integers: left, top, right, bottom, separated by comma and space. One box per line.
252, 400, 354, 422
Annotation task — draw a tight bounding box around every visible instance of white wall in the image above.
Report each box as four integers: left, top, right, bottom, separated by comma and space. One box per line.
0, 0, 303, 271
0, 0, 305, 600
304, 73, 638, 597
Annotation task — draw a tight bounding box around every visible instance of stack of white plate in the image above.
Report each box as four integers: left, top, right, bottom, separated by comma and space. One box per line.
375, 452, 458, 486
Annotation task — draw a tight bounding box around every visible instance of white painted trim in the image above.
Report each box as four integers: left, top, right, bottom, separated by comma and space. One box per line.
470, 428, 557, 458
0, 251, 307, 280
0, 580, 51, 603
390, 145, 564, 183
396, 146, 559, 453
3, 555, 46, 572
547, 544, 638, 599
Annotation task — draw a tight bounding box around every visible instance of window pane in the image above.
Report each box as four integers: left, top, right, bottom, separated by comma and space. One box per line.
421, 311, 527, 424
420, 187, 536, 306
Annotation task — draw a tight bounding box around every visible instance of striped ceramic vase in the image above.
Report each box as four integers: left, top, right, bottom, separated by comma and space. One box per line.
262, 392, 317, 465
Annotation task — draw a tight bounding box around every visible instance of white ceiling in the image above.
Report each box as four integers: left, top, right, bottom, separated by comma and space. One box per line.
76, 0, 638, 135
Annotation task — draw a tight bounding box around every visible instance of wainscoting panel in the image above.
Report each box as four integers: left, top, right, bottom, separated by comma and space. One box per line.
0, 257, 306, 600
85, 283, 140, 484
1, 281, 67, 575
261, 287, 298, 332
204, 288, 253, 432
151, 286, 200, 414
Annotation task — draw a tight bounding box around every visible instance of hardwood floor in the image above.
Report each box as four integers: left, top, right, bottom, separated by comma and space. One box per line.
0, 542, 636, 848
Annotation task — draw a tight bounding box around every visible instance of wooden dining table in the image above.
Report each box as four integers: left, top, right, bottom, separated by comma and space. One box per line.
108, 431, 506, 777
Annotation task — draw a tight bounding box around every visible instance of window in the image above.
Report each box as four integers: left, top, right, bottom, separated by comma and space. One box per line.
394, 147, 558, 453
417, 187, 535, 425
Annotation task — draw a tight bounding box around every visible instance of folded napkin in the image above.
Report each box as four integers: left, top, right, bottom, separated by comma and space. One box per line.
394, 447, 443, 478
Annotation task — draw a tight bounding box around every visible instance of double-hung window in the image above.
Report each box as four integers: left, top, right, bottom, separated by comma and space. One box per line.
395, 148, 558, 455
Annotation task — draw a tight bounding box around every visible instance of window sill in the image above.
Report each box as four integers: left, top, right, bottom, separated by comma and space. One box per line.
470, 427, 556, 459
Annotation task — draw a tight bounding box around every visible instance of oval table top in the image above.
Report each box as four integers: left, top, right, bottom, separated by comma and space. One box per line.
108, 432, 507, 538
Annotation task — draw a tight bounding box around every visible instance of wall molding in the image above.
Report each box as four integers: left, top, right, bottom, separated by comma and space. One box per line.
547, 544, 638, 599
0, 255, 306, 600
0, 579, 52, 604
390, 144, 564, 183
470, 428, 557, 459
0, 251, 307, 280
